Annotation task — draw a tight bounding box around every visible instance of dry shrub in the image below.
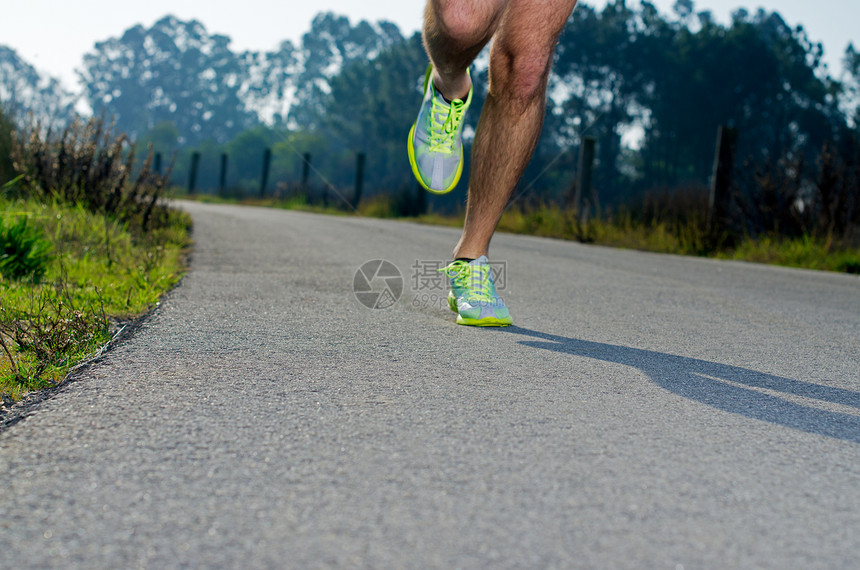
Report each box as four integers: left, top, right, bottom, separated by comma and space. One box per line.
10, 116, 175, 233
0, 283, 108, 386
733, 139, 860, 245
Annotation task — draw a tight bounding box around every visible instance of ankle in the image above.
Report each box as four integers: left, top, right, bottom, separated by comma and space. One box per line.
432, 70, 471, 101
453, 247, 487, 260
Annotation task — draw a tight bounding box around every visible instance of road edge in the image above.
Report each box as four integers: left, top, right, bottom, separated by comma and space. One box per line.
0, 282, 182, 435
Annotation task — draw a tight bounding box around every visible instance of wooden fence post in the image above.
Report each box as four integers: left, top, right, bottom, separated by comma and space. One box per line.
187, 152, 200, 195
571, 136, 597, 222
219, 153, 228, 197
708, 126, 739, 238
301, 153, 311, 191
353, 152, 366, 209
259, 148, 271, 199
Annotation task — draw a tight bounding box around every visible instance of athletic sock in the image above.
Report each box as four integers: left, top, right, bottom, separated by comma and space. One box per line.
434, 86, 454, 104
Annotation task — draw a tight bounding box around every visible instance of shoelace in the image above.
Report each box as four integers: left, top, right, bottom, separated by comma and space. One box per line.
428, 95, 467, 154
439, 260, 492, 302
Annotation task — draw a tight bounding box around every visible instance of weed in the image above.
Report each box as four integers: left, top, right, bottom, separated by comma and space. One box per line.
10, 116, 175, 234
0, 283, 108, 391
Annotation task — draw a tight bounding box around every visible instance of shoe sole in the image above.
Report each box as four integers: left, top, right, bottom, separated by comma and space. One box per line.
455, 315, 513, 326
448, 293, 513, 326
407, 124, 463, 195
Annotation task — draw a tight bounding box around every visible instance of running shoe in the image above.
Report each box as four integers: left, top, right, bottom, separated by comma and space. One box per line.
440, 256, 512, 326
408, 65, 472, 194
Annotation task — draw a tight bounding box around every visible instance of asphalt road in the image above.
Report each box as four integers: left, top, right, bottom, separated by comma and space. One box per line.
1, 200, 859, 569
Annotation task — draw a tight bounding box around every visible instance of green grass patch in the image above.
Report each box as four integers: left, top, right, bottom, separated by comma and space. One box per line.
181, 192, 354, 216
1, 196, 190, 399
497, 205, 860, 273
495, 205, 860, 272
716, 235, 860, 273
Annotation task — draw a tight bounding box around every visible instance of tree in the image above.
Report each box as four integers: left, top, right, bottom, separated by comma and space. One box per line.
318, 33, 427, 191
551, 0, 653, 201
225, 125, 282, 191
0, 45, 76, 126
137, 121, 180, 155
636, 5, 843, 189
238, 40, 300, 126
288, 13, 404, 129
843, 44, 860, 128
79, 16, 256, 145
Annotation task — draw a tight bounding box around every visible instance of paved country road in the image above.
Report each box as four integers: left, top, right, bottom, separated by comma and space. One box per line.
1, 201, 858, 569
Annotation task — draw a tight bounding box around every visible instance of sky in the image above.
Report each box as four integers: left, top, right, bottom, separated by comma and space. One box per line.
4, 0, 859, 91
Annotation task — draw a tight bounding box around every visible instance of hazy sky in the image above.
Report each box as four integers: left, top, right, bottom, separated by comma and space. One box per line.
4, 0, 858, 90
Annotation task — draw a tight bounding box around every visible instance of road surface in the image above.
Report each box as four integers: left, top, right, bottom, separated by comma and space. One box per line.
1, 201, 858, 568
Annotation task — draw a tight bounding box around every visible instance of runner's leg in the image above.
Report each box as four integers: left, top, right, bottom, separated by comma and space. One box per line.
453, 0, 578, 259
422, 0, 507, 100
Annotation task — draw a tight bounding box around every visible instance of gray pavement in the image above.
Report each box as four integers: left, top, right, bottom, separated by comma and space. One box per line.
1, 200, 859, 569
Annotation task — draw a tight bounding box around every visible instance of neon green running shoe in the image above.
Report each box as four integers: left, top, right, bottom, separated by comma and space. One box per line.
408, 65, 472, 194
440, 256, 512, 326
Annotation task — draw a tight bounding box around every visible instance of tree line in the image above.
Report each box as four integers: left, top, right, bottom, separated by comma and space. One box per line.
2, 2, 859, 222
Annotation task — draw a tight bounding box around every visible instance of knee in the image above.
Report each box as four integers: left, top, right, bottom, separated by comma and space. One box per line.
429, 0, 500, 46
489, 43, 553, 106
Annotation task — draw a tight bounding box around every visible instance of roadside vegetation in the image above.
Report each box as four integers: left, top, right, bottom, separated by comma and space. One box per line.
181, 137, 860, 275
1, 109, 190, 401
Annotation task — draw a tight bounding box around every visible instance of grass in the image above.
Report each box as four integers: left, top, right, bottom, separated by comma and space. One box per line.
181, 191, 354, 216
494, 204, 860, 273
0, 195, 190, 400
716, 235, 860, 273
184, 134, 860, 273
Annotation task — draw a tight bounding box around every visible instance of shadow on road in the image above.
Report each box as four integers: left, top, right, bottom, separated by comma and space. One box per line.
499, 326, 860, 444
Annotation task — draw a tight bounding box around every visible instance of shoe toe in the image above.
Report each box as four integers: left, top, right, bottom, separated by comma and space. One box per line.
457, 300, 482, 320
479, 301, 509, 321
458, 300, 509, 321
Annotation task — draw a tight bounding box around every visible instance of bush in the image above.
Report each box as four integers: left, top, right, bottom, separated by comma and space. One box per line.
10, 116, 175, 233
733, 139, 860, 246
0, 215, 52, 282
